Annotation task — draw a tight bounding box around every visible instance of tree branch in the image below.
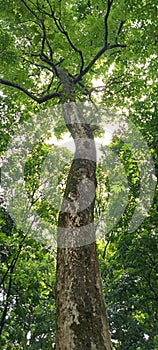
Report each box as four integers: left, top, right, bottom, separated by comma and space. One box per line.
20, 0, 39, 21
21, 0, 56, 72
0, 79, 61, 103
40, 75, 54, 96
1, 1, 126, 102
116, 20, 126, 44
57, 18, 84, 73
41, 20, 47, 55
74, 43, 126, 84
104, 0, 114, 45
0, 267, 13, 336
39, 53, 59, 76
40, 19, 53, 61
45, 0, 54, 14
22, 51, 61, 76
41, 4, 84, 73
0, 237, 25, 336
22, 58, 54, 73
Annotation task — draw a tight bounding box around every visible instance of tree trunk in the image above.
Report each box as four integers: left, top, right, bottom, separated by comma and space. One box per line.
56, 102, 113, 350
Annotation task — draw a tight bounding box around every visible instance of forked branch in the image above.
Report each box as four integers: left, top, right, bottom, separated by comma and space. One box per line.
74, 42, 126, 84
49, 12, 84, 73
21, 0, 56, 71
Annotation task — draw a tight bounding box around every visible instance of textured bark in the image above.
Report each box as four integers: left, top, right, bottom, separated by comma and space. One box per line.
56, 101, 113, 350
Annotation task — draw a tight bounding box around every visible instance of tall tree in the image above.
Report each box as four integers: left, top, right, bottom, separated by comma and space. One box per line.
0, 0, 157, 349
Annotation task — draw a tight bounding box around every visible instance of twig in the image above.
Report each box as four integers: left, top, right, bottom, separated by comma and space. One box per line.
23, 58, 54, 73
40, 75, 54, 95
0, 266, 13, 336
20, 0, 39, 21
116, 20, 126, 44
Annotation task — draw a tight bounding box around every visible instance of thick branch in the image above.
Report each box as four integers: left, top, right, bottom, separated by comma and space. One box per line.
104, 0, 114, 45
40, 20, 54, 61
74, 43, 126, 84
45, 0, 54, 14
39, 53, 58, 75
22, 50, 59, 76
0, 79, 61, 103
